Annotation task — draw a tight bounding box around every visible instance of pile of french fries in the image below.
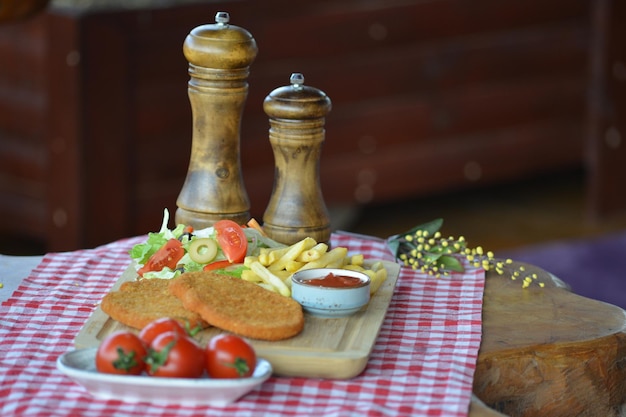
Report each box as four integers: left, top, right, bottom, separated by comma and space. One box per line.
242, 237, 387, 297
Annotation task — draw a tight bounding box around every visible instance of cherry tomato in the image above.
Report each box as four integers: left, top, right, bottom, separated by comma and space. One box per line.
138, 238, 184, 277
139, 317, 188, 346
205, 334, 257, 378
214, 220, 248, 264
203, 259, 232, 271
96, 331, 147, 375
146, 331, 205, 378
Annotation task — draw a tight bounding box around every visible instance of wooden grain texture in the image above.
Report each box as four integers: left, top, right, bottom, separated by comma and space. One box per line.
174, 15, 258, 228
75, 260, 400, 380
471, 263, 626, 417
261, 78, 332, 245
469, 394, 509, 417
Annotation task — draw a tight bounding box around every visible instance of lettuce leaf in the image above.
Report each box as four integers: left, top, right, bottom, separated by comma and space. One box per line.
128, 232, 169, 265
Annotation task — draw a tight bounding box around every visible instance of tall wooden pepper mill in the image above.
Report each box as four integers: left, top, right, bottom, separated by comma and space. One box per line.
175, 12, 257, 228
262, 73, 332, 245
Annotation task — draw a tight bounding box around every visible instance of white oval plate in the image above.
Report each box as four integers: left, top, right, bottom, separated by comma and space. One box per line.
57, 348, 272, 405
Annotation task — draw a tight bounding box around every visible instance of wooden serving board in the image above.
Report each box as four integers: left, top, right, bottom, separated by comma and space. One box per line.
75, 261, 401, 380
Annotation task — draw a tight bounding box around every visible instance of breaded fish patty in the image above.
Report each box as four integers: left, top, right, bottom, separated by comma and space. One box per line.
169, 271, 304, 341
100, 278, 209, 330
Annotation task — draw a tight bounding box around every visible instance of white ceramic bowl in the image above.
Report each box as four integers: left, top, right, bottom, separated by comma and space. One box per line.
291, 268, 371, 318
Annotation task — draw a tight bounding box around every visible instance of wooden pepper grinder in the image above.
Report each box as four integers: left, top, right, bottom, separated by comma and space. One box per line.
175, 12, 257, 228
262, 73, 332, 245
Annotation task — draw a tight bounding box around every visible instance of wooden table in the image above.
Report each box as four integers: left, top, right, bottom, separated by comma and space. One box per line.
470, 262, 626, 416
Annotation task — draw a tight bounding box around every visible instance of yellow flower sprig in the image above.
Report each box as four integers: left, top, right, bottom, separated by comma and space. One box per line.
387, 219, 544, 288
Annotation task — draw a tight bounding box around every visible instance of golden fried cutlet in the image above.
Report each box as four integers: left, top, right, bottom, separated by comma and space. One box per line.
169, 271, 304, 341
100, 278, 209, 330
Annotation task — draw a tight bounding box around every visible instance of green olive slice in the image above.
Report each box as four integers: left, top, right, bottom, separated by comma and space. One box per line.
188, 238, 218, 264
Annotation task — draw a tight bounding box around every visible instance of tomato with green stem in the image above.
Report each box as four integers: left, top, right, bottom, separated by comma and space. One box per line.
205, 334, 257, 378
96, 331, 147, 375
146, 331, 205, 378
214, 220, 248, 264
138, 238, 184, 276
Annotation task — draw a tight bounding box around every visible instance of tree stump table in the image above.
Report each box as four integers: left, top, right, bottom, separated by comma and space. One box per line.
469, 262, 626, 416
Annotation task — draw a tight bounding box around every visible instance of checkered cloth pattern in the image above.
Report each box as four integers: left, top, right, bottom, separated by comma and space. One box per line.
0, 232, 484, 417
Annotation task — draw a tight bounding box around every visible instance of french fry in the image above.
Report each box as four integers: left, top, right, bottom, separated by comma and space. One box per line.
285, 260, 305, 273
240, 236, 388, 297
296, 247, 348, 271
325, 257, 346, 268
266, 247, 290, 265
268, 237, 317, 272
271, 269, 292, 281
369, 267, 388, 294
258, 282, 278, 293
282, 275, 292, 288
350, 254, 365, 266
295, 243, 328, 262
250, 261, 291, 297
243, 255, 259, 268
342, 264, 365, 272
256, 247, 289, 266
370, 261, 384, 272
258, 252, 272, 266
241, 269, 263, 283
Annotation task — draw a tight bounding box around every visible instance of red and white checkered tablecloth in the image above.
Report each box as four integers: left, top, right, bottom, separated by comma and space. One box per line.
0, 232, 484, 417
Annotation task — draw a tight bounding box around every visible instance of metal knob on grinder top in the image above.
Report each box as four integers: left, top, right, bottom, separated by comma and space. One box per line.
262, 73, 332, 245
175, 12, 257, 229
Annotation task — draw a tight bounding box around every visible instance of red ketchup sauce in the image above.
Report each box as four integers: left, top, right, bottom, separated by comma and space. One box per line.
304, 273, 364, 288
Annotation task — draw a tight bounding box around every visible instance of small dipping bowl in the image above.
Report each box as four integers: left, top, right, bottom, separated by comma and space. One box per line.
291, 268, 371, 318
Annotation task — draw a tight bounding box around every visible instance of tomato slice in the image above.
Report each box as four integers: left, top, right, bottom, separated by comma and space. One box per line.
138, 238, 184, 276
214, 220, 247, 264
203, 259, 232, 271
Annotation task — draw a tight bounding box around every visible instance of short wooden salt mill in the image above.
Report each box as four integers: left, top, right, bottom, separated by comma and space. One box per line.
262, 73, 332, 245
176, 12, 257, 228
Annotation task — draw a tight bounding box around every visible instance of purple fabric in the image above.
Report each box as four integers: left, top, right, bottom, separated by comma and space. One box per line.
500, 230, 626, 309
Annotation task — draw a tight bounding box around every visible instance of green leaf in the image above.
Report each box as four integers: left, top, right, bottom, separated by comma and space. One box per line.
391, 218, 443, 241
438, 255, 465, 272
410, 218, 444, 237
128, 232, 168, 265
422, 251, 443, 263
386, 218, 444, 259
214, 265, 248, 278
386, 239, 401, 259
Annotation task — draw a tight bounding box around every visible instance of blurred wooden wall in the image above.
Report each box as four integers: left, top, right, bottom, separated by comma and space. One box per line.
586, 0, 626, 220
0, 0, 599, 251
